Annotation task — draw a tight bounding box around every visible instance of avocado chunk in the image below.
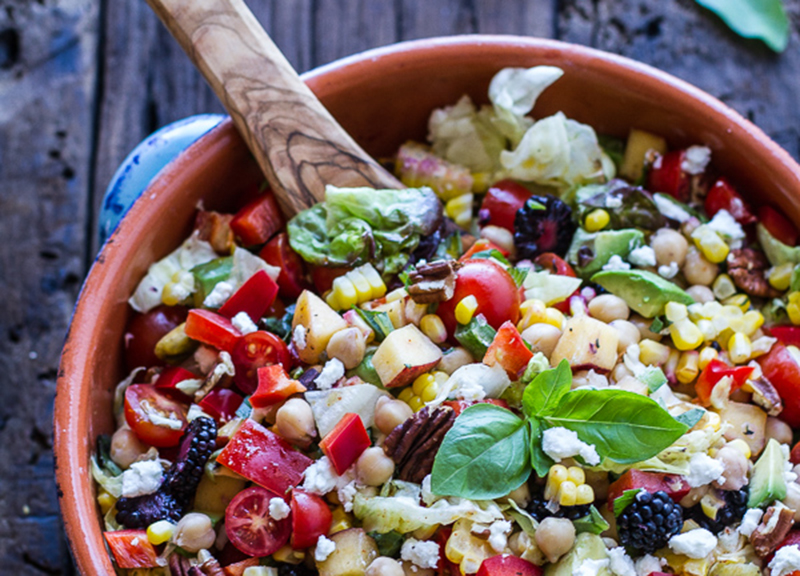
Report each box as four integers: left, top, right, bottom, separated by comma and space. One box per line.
566, 228, 645, 278
544, 533, 610, 576
748, 438, 788, 508
757, 222, 800, 266
591, 269, 694, 318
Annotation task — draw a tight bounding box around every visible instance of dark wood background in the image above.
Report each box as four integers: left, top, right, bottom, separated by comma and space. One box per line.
2, 0, 799, 573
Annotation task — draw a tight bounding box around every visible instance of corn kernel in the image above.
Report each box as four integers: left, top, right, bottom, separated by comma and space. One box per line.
97, 491, 116, 515
329, 276, 358, 310
348, 270, 372, 301
398, 387, 414, 403
670, 319, 704, 351
703, 411, 721, 432
413, 373, 436, 396
518, 299, 547, 331
146, 520, 175, 545
723, 294, 751, 312
544, 465, 568, 500
700, 493, 724, 520
727, 439, 752, 459
472, 172, 492, 193
676, 350, 700, 384
244, 568, 279, 576
712, 274, 737, 300
728, 332, 752, 364
695, 319, 716, 341
543, 308, 565, 330
327, 264, 387, 310
433, 371, 449, 385
274, 545, 306, 563
445, 193, 474, 229
639, 339, 672, 365
768, 263, 794, 291
698, 346, 719, 369
421, 314, 447, 344
557, 481, 578, 506
420, 381, 439, 403
665, 302, 688, 323
360, 264, 387, 298
567, 466, 585, 486
739, 310, 764, 337
408, 395, 425, 412
385, 287, 407, 302
789, 300, 800, 325
329, 507, 353, 534
692, 225, 729, 263
585, 209, 610, 232
575, 484, 595, 506
688, 303, 705, 321
455, 295, 479, 325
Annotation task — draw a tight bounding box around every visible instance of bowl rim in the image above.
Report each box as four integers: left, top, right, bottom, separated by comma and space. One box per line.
55, 34, 800, 575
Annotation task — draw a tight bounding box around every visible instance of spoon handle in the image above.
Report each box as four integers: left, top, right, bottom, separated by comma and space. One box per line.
146, 0, 402, 217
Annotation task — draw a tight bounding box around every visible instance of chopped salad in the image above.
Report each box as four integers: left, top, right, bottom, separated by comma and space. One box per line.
93, 66, 800, 576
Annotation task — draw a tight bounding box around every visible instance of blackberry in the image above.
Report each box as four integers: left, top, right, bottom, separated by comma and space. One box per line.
514, 195, 576, 260
617, 490, 683, 553
685, 488, 748, 534
277, 563, 317, 576
526, 495, 590, 522
116, 417, 217, 529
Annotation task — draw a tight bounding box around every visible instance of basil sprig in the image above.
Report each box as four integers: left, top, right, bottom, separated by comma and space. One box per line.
431, 360, 689, 499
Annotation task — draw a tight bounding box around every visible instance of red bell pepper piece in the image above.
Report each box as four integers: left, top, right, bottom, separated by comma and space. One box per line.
218, 269, 279, 321
770, 326, 800, 347
483, 321, 533, 379
760, 205, 799, 247
458, 238, 509, 261
758, 343, 800, 427
185, 309, 242, 352
154, 366, 199, 401
477, 554, 542, 576
319, 413, 371, 475
217, 419, 312, 495
259, 232, 310, 299
250, 365, 307, 409
104, 529, 159, 569
607, 470, 690, 507
694, 359, 754, 406
646, 150, 690, 202
479, 179, 531, 232
704, 177, 757, 225
442, 398, 510, 417
230, 191, 284, 247
198, 388, 244, 422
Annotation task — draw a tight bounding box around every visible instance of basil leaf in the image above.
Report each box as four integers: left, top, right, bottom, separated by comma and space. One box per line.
676, 408, 705, 428
470, 249, 511, 266
528, 419, 554, 478
523, 359, 572, 418
613, 488, 642, 516
353, 307, 394, 341
369, 530, 404, 557
572, 505, 610, 534
695, 0, 789, 53
431, 404, 531, 499
508, 267, 528, 288
454, 314, 497, 360
543, 389, 688, 464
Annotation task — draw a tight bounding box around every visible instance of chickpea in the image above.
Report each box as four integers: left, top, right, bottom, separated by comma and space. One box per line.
327, 327, 367, 370
356, 447, 395, 486
716, 446, 750, 491
534, 517, 575, 563
110, 427, 148, 469
685, 284, 715, 303
651, 228, 689, 268
609, 319, 641, 353
766, 417, 794, 446
367, 557, 405, 576
610, 363, 633, 384
507, 483, 531, 508
588, 294, 630, 323
174, 512, 216, 553
276, 398, 316, 445
629, 314, 662, 341
437, 347, 474, 375
683, 247, 718, 286
784, 483, 800, 522
521, 323, 562, 357
374, 398, 413, 435
402, 561, 434, 576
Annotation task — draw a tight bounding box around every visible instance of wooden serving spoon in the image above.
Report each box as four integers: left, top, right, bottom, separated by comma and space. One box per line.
146, 0, 402, 218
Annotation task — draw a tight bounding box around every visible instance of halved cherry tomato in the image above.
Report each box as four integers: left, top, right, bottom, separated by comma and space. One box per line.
229, 191, 284, 247
533, 252, 576, 277
124, 305, 188, 370
790, 441, 800, 465
694, 359, 754, 406
104, 529, 159, 569
769, 326, 800, 347
646, 150, 690, 202
442, 398, 510, 416
477, 554, 542, 576
124, 384, 188, 447
760, 205, 799, 246
319, 413, 371, 475
198, 388, 244, 423
479, 179, 531, 232
154, 366, 198, 401
225, 486, 291, 557
230, 331, 291, 394
704, 177, 756, 225
458, 238, 509, 261
250, 364, 307, 409
260, 233, 310, 299
437, 259, 521, 338
483, 321, 533, 379
290, 490, 332, 549
185, 309, 242, 352
218, 269, 279, 321
758, 343, 800, 427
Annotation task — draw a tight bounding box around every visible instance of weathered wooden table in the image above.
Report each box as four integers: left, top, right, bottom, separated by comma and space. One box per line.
2, 0, 799, 573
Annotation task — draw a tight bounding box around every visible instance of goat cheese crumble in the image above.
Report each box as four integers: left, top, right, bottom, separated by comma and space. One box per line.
401, 538, 441, 569
268, 497, 291, 521
315, 358, 345, 390
488, 520, 512, 553
681, 145, 712, 175
770, 544, 800, 576
602, 255, 631, 272
628, 245, 657, 267
686, 452, 725, 487
203, 280, 234, 308
668, 528, 717, 559
121, 460, 163, 498
231, 312, 258, 335
542, 427, 600, 465
315, 535, 336, 562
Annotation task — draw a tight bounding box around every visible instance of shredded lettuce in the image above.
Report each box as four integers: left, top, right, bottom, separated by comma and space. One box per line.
91, 455, 123, 499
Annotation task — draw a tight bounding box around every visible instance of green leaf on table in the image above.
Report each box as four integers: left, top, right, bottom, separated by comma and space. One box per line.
528, 419, 555, 478
695, 0, 789, 53
613, 488, 642, 516
542, 389, 688, 464
523, 359, 572, 418
431, 403, 531, 499
573, 505, 610, 534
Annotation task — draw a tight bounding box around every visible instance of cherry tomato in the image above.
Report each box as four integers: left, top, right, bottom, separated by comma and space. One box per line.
290, 490, 332, 549
646, 150, 690, 202
458, 238, 509, 261
477, 554, 542, 576
757, 343, 800, 427
260, 233, 310, 299
479, 179, 531, 232
230, 331, 291, 394
437, 259, 521, 338
225, 486, 291, 557
760, 205, 799, 246
124, 384, 188, 447
310, 265, 350, 294
124, 305, 188, 370
533, 252, 576, 277
704, 177, 756, 225
229, 192, 284, 247
770, 326, 800, 347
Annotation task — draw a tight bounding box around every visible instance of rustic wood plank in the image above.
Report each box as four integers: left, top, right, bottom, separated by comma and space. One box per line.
0, 0, 97, 573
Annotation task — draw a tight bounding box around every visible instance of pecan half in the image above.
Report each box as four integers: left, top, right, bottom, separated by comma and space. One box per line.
194, 210, 235, 255
748, 375, 783, 417
407, 260, 459, 304
727, 248, 781, 298
750, 504, 795, 557
384, 406, 456, 483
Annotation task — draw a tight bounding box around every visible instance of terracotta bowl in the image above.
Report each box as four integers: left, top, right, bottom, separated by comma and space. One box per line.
55, 35, 800, 575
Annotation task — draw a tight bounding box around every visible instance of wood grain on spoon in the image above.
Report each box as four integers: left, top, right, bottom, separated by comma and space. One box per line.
146, 0, 402, 218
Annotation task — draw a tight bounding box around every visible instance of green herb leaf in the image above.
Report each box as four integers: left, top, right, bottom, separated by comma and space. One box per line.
676, 408, 705, 428
508, 267, 528, 288
649, 316, 665, 333
523, 359, 572, 418
573, 505, 610, 534
505, 498, 539, 538
470, 249, 511, 266
454, 314, 497, 360
543, 389, 688, 464
369, 530, 405, 557
235, 396, 253, 420
695, 0, 789, 53
399, 268, 413, 288
613, 488, 642, 516
528, 419, 554, 477
353, 307, 394, 341
431, 404, 531, 499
